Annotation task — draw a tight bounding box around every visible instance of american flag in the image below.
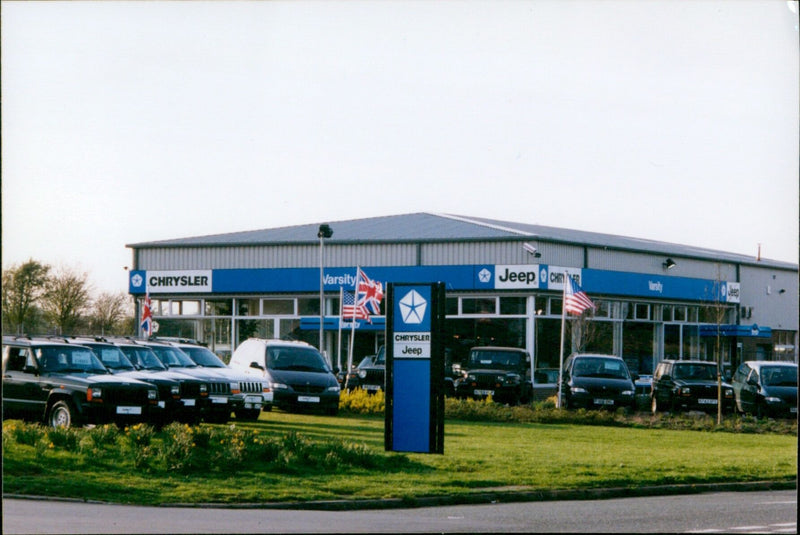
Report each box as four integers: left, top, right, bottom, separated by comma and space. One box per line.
342, 290, 370, 322
564, 275, 594, 315
140, 292, 153, 337
357, 268, 384, 315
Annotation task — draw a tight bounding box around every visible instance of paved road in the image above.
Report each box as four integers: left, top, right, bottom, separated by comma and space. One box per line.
3, 489, 796, 533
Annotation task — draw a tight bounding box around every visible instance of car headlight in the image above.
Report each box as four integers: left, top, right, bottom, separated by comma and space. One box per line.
230, 382, 240, 394
467, 375, 476, 382
148, 389, 158, 401
621, 389, 634, 396
327, 385, 340, 393
571, 386, 587, 394
680, 387, 691, 396
764, 396, 783, 404
199, 383, 208, 394
272, 382, 289, 390
724, 388, 733, 398
358, 370, 367, 379
170, 385, 180, 397
87, 388, 102, 401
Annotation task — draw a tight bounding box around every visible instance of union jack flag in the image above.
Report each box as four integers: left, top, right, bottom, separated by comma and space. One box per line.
341, 290, 370, 322
564, 275, 594, 316
140, 292, 153, 337
356, 268, 384, 315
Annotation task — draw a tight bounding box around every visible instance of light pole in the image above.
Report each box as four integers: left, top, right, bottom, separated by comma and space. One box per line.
318, 224, 333, 362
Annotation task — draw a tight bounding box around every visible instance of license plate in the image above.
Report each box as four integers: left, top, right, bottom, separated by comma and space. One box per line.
698, 399, 717, 405
182, 399, 196, 407
298, 396, 320, 403
365, 385, 381, 391
116, 406, 142, 415
790, 407, 797, 414
263, 392, 274, 402
158, 401, 165, 409
210, 396, 227, 404
474, 389, 494, 396
594, 398, 614, 405
244, 395, 261, 404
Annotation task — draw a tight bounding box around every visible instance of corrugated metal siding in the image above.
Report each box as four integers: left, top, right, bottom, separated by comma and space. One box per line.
739, 265, 799, 330
418, 241, 584, 265
588, 248, 738, 279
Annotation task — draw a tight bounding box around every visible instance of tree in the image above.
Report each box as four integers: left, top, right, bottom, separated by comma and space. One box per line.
90, 291, 132, 335
40, 266, 92, 334
1, 259, 51, 334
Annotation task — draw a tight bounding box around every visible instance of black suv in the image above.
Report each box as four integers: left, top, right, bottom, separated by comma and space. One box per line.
345, 346, 386, 393
561, 353, 637, 410
651, 359, 734, 414
2, 336, 160, 428
453, 346, 533, 405
134, 339, 237, 423
73, 337, 209, 425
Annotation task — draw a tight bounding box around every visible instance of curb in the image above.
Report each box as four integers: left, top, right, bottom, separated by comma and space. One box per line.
5, 480, 796, 511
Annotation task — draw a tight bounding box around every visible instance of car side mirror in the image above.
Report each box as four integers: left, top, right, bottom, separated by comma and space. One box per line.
249, 361, 265, 371
747, 376, 758, 386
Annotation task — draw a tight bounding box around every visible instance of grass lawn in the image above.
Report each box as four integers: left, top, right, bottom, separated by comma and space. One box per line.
3, 411, 796, 506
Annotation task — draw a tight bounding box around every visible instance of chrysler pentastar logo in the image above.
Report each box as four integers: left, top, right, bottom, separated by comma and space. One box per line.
399, 290, 427, 324
478, 268, 492, 283
131, 274, 143, 288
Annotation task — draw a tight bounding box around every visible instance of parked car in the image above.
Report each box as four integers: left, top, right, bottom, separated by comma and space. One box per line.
651, 360, 734, 414
229, 338, 340, 415
453, 346, 533, 405
532, 368, 559, 402
343, 354, 376, 391
2, 336, 160, 428
134, 339, 237, 423
561, 354, 637, 410
161, 339, 271, 421
345, 347, 385, 393
732, 361, 798, 418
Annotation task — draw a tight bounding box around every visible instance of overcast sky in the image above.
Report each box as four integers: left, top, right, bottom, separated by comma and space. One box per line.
2, 0, 798, 294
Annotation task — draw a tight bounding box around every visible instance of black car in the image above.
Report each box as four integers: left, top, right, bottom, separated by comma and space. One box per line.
561, 354, 637, 410
651, 360, 734, 414
732, 361, 798, 418
164, 340, 270, 421
2, 336, 160, 428
78, 337, 210, 425
345, 347, 385, 393
453, 346, 533, 405
134, 340, 237, 423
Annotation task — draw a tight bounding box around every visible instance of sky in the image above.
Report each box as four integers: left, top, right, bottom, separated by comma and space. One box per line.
2, 0, 798, 295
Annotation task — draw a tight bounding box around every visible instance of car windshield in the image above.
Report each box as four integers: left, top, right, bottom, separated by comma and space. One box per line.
266, 347, 330, 373
468, 350, 522, 370
179, 346, 226, 368
572, 357, 629, 379
36, 346, 108, 374
760, 366, 798, 387
373, 346, 385, 365
148, 346, 197, 368
119, 346, 167, 370
673, 363, 716, 380
87, 345, 136, 371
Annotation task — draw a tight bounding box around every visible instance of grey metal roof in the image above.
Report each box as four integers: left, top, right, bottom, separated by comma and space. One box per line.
127, 212, 797, 269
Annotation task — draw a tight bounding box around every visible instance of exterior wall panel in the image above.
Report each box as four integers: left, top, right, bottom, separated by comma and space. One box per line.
588, 248, 738, 280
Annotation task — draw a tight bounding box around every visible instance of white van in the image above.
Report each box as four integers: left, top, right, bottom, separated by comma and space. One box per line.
229, 339, 340, 415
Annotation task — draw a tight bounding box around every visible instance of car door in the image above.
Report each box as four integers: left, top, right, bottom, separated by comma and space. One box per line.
652, 362, 672, 408
739, 367, 760, 414
2, 346, 48, 419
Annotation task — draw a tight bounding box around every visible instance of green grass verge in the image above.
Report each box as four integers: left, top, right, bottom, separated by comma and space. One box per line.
3, 408, 796, 506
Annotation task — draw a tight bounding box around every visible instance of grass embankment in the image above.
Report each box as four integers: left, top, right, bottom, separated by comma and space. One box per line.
3, 393, 796, 506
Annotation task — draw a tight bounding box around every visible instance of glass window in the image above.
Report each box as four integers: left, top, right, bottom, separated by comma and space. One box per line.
593, 300, 610, 318
445, 297, 459, 316
674, 306, 687, 322
297, 298, 320, 316
262, 299, 294, 315
237, 299, 260, 316
205, 299, 232, 316
635, 303, 650, 320
181, 300, 201, 315
461, 297, 497, 315
687, 307, 699, 323
499, 296, 526, 315
550, 298, 563, 316
237, 319, 274, 344
662, 305, 674, 322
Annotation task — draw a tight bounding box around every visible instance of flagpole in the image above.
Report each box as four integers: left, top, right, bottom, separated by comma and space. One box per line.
557, 272, 568, 409
337, 286, 344, 374
347, 266, 359, 373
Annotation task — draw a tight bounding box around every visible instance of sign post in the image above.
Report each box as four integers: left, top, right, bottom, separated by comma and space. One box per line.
385, 282, 445, 453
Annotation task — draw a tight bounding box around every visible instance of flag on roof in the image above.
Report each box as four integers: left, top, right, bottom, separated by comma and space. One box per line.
356, 268, 384, 315
140, 292, 153, 337
564, 275, 594, 315
342, 290, 370, 322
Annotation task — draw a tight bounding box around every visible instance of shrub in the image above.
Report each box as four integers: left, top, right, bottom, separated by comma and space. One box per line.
339, 388, 385, 414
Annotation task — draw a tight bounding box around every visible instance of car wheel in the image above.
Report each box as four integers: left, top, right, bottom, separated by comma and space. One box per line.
48, 400, 77, 428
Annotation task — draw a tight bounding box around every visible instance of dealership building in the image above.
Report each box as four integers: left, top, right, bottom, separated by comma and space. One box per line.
127, 213, 798, 377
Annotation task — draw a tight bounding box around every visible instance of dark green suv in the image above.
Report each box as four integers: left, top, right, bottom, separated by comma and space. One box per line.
2, 336, 160, 428
651, 359, 734, 414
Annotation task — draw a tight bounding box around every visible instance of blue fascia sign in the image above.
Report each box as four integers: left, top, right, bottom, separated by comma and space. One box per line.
129, 264, 741, 303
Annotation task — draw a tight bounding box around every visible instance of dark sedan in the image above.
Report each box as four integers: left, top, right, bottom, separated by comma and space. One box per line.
561, 354, 637, 410
732, 361, 797, 418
